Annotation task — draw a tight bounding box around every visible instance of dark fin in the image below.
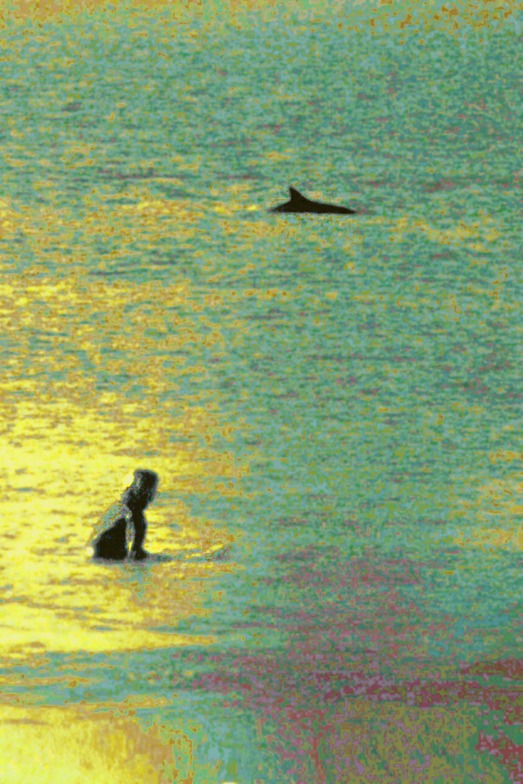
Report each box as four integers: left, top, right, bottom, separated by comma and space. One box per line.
270, 186, 357, 215
289, 186, 305, 200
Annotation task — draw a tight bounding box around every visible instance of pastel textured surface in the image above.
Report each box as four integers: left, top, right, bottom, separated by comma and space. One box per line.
0, 1, 521, 781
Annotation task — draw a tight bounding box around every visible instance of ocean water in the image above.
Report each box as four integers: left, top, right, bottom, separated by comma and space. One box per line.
0, 3, 521, 782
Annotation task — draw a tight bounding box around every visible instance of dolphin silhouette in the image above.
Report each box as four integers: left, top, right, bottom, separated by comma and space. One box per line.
270, 187, 356, 214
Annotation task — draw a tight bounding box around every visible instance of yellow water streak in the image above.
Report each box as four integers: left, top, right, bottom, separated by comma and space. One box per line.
0, 702, 219, 784
0, 259, 246, 656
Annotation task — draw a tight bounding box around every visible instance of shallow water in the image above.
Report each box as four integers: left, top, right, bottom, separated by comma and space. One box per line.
0, 2, 521, 781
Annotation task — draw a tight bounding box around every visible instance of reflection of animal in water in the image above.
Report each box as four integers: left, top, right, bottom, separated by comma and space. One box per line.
270, 186, 357, 214
89, 469, 158, 561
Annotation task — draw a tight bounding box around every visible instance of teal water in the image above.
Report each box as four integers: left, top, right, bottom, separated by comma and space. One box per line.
0, 6, 521, 782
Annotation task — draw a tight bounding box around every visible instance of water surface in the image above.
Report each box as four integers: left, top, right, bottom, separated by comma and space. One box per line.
0, 2, 521, 781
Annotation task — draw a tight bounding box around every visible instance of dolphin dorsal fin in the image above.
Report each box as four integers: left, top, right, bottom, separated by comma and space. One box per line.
289, 186, 305, 200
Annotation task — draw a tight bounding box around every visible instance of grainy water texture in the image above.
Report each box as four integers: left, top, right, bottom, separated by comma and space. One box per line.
0, 1, 521, 781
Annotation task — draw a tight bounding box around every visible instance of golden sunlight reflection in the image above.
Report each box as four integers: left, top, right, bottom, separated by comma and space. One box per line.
0, 461, 235, 654
0, 265, 244, 656
0, 703, 214, 784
